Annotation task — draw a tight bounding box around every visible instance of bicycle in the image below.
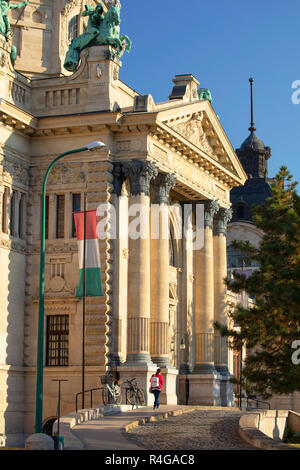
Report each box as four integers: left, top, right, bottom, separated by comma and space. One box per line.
100, 374, 122, 405
124, 378, 146, 407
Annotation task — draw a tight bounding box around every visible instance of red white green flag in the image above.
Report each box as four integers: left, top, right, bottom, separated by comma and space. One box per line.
74, 210, 103, 297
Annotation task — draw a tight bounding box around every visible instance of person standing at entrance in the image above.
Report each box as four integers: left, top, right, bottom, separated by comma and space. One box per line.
150, 368, 164, 409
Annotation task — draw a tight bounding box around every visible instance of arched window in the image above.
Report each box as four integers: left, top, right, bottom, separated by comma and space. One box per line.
227, 244, 258, 269
10, 190, 16, 236
236, 205, 245, 219
2, 187, 9, 234
68, 15, 79, 42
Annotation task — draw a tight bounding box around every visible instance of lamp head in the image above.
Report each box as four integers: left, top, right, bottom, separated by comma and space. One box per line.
86, 141, 106, 151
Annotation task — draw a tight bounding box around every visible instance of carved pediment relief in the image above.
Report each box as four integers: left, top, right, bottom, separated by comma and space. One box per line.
165, 111, 236, 174
169, 112, 214, 157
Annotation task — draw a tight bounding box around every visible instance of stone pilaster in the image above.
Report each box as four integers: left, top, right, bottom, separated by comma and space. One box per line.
194, 200, 219, 373
123, 160, 158, 365
213, 208, 232, 375
150, 173, 176, 367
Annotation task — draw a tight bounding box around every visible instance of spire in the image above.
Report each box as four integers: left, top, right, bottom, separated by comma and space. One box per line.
248, 77, 256, 133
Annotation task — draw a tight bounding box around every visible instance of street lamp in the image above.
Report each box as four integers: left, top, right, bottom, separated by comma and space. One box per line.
34, 141, 105, 434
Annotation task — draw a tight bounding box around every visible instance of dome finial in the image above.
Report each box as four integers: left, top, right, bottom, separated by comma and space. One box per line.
249, 77, 256, 133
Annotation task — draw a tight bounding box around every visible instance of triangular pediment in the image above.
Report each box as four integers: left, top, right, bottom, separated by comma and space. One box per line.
156, 101, 246, 182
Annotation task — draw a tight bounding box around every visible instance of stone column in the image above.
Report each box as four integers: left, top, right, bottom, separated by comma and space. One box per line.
213, 208, 232, 374
110, 163, 128, 366
123, 160, 158, 365
150, 173, 176, 367
194, 200, 219, 373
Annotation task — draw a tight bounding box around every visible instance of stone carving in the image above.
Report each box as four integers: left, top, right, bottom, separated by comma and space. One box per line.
122, 160, 158, 196
214, 208, 233, 235
3, 158, 29, 185
112, 162, 124, 196
151, 172, 176, 205
30, 163, 86, 186
64, 2, 131, 72
204, 200, 219, 228
170, 112, 215, 157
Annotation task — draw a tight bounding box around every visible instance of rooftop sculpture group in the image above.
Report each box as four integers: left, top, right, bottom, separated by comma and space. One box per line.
0, 0, 28, 61
64, 1, 131, 72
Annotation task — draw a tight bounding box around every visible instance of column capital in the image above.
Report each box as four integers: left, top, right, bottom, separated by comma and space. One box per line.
112, 162, 125, 196
204, 200, 219, 228
151, 173, 176, 205
214, 208, 233, 235
123, 159, 158, 196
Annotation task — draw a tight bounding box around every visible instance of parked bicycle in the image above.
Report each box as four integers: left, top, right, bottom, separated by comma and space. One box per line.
124, 378, 146, 406
100, 374, 122, 405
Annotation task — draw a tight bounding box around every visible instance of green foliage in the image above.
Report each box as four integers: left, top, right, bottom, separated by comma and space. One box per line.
215, 167, 300, 399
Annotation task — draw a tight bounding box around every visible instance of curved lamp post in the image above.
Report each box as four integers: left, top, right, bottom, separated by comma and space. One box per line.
35, 141, 105, 434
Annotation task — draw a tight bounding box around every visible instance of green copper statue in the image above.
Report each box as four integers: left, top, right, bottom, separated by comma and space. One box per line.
198, 88, 213, 104
64, 2, 131, 72
0, 0, 28, 40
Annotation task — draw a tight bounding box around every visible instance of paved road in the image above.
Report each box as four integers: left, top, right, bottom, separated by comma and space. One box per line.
125, 409, 258, 450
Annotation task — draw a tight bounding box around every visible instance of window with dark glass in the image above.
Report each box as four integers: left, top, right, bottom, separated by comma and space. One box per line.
18, 193, 26, 239
227, 244, 258, 269
10, 190, 16, 236
2, 187, 9, 234
46, 315, 69, 366
72, 193, 81, 237
56, 195, 65, 239
68, 15, 79, 42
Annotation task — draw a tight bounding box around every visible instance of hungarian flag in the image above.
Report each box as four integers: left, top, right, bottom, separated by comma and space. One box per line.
74, 210, 103, 297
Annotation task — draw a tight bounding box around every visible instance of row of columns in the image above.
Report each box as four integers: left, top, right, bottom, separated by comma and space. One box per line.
111, 159, 232, 373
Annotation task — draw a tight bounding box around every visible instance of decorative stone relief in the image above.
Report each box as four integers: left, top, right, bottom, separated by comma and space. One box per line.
169, 112, 215, 157
30, 163, 86, 187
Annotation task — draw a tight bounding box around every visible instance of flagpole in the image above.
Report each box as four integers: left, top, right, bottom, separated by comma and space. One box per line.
82, 193, 86, 410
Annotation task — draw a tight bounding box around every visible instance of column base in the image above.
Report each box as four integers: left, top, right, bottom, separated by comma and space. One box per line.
215, 364, 230, 376
193, 363, 216, 374
219, 373, 235, 407
187, 372, 222, 406
159, 368, 178, 405
125, 353, 154, 367
151, 356, 171, 369
117, 364, 157, 405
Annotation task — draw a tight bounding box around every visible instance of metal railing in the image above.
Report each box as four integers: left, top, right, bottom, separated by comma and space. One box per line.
235, 394, 271, 410
75, 388, 102, 413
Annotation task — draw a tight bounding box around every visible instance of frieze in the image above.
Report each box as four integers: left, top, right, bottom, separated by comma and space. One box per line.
2, 158, 29, 186
30, 163, 86, 186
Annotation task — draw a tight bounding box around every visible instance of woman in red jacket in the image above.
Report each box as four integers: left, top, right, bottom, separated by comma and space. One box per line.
150, 368, 164, 409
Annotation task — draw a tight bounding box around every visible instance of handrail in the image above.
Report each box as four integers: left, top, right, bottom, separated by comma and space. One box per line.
235, 394, 271, 410
75, 387, 102, 413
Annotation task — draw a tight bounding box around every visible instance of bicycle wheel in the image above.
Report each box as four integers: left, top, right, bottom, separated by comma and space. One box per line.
137, 388, 146, 406
114, 385, 122, 405
126, 388, 137, 405
102, 387, 109, 405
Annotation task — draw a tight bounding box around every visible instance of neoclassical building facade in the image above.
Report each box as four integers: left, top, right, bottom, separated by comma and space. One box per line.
0, 1, 248, 445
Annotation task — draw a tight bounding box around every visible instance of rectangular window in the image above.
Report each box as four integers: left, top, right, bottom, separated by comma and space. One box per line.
56, 195, 65, 239
2, 187, 9, 234
10, 190, 16, 236
46, 315, 69, 367
72, 193, 81, 237
18, 193, 26, 239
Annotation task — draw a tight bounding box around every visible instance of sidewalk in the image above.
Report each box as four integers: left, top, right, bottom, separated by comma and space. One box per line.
66, 405, 194, 450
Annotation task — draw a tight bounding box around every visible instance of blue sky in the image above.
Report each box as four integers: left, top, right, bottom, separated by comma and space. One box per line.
118, 0, 300, 184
